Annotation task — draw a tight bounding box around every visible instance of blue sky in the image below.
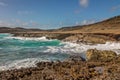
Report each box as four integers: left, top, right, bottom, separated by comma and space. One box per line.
0, 0, 120, 29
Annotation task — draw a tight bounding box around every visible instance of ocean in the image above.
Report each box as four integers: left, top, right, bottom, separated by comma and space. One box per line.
0, 33, 120, 71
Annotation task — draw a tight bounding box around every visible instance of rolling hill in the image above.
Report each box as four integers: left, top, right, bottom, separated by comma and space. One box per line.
55, 15, 120, 34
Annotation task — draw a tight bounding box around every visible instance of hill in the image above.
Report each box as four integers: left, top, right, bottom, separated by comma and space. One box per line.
0, 27, 45, 33
1, 15, 120, 34
55, 15, 120, 34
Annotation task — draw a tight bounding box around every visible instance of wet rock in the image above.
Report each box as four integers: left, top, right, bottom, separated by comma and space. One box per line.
86, 49, 117, 62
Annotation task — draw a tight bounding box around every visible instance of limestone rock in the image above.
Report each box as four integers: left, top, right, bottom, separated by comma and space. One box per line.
86, 49, 117, 62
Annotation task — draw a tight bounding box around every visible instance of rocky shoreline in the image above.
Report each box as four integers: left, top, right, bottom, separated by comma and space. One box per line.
11, 32, 120, 44
0, 32, 120, 80
0, 49, 120, 80
1, 15, 120, 80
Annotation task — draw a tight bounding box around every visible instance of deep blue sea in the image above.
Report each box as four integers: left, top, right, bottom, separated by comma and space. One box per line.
0, 33, 120, 71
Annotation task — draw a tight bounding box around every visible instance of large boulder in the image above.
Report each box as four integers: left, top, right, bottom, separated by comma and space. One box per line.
86, 49, 117, 62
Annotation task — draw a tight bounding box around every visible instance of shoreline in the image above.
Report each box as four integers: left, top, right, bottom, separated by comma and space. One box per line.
0, 54, 120, 80
0, 33, 120, 79
11, 32, 120, 44
1, 15, 120, 79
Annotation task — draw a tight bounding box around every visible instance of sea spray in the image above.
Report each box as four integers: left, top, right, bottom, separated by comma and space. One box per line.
0, 33, 120, 71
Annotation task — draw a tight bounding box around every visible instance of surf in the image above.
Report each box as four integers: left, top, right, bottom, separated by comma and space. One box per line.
0, 33, 120, 71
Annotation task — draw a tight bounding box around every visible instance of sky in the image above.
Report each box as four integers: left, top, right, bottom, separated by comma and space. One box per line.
0, 0, 120, 29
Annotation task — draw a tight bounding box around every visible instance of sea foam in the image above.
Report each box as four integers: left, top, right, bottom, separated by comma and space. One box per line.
0, 58, 49, 71
44, 42, 120, 55
5, 36, 49, 41
1, 34, 120, 71
0, 41, 120, 71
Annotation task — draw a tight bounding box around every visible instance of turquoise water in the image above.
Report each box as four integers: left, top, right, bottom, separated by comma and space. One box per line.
1, 33, 120, 70
0, 33, 70, 70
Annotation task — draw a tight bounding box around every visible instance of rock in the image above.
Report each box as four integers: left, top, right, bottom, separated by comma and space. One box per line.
64, 55, 85, 62
94, 67, 104, 74
1, 60, 120, 80
86, 49, 117, 62
116, 54, 120, 62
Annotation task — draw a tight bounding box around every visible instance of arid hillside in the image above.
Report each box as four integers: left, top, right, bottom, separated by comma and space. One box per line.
0, 27, 46, 33
55, 15, 120, 34
1, 15, 120, 34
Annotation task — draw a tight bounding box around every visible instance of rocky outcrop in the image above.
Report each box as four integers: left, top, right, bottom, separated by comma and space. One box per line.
86, 49, 117, 62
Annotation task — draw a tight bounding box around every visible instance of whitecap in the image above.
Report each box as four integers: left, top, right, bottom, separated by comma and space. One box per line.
5, 36, 50, 41
0, 58, 49, 71
44, 42, 120, 55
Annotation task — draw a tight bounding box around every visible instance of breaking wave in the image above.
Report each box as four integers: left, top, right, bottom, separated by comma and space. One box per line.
5, 36, 49, 41
0, 33, 120, 71
0, 58, 48, 71
44, 42, 120, 54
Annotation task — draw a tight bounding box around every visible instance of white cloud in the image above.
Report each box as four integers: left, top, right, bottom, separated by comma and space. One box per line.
80, 20, 95, 25
15, 19, 30, 27
75, 21, 79, 25
30, 21, 40, 27
79, 0, 89, 8
0, 19, 30, 27
0, 21, 15, 27
110, 5, 120, 12
0, 19, 50, 29
0, 2, 7, 6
